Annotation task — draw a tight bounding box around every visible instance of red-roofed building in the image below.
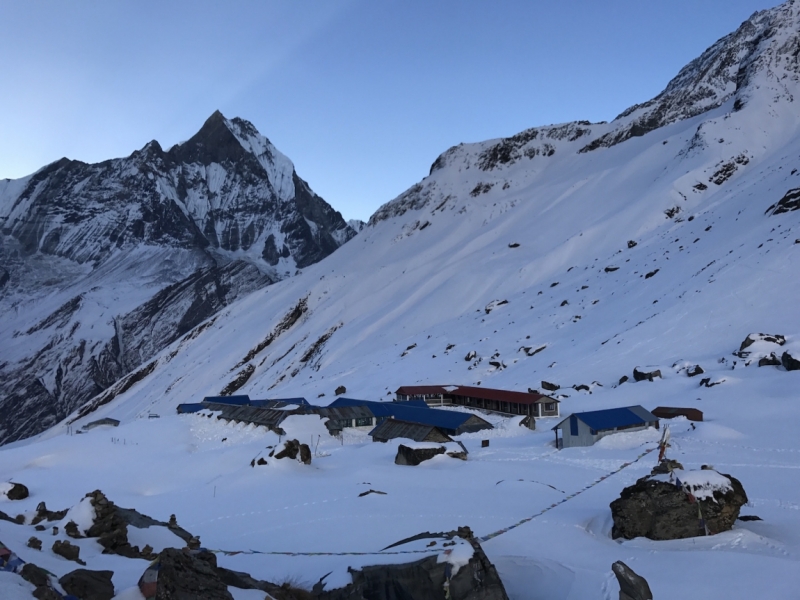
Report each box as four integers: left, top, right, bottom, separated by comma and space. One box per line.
395, 385, 559, 418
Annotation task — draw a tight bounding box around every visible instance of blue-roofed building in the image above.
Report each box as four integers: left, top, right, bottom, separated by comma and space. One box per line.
327, 398, 492, 436
201, 395, 251, 406
552, 406, 658, 448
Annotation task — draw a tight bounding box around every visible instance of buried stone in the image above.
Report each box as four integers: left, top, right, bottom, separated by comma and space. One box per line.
633, 367, 661, 382
59, 569, 116, 600
612, 561, 653, 600
395, 444, 446, 466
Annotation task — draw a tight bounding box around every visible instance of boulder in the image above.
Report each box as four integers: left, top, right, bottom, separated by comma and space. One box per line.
782, 351, 800, 371
541, 380, 560, 391
759, 353, 782, 367
31, 501, 68, 525
737, 333, 786, 356
633, 367, 661, 382
395, 445, 446, 466
84, 489, 193, 559
686, 365, 704, 377
5, 482, 29, 500
618, 375, 629, 385
612, 561, 652, 600
52, 539, 84, 564
65, 520, 83, 539
610, 469, 747, 540
27, 536, 42, 550
275, 439, 301, 460
335, 385, 347, 395
59, 569, 115, 600
21, 563, 51, 588
143, 548, 233, 600
299, 444, 312, 465
316, 528, 508, 600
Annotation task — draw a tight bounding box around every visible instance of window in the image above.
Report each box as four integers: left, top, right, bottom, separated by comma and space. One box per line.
355, 417, 373, 427
545, 403, 556, 412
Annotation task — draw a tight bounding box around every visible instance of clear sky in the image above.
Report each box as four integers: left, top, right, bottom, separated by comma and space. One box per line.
0, 0, 781, 221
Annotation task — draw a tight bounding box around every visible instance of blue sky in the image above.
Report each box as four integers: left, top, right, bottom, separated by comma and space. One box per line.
0, 0, 781, 220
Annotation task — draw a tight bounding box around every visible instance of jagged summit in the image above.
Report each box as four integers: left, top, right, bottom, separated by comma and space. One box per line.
0, 113, 358, 444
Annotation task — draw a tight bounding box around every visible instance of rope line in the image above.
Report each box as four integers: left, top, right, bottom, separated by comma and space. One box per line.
204, 445, 658, 557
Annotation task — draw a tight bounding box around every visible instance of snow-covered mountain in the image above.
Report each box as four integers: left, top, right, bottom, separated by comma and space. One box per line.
0, 111, 358, 443
2, 3, 800, 598
60, 1, 800, 419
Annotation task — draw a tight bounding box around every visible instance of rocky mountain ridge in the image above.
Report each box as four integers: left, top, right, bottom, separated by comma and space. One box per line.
0, 112, 357, 443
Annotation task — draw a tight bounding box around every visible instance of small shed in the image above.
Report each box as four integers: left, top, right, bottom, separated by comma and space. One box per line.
651, 407, 703, 422
552, 405, 659, 449
369, 418, 453, 443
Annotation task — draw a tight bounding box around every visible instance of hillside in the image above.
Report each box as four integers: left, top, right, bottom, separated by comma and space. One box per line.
2, 2, 800, 598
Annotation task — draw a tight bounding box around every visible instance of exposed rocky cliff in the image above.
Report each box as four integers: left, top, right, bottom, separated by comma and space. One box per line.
0, 112, 357, 444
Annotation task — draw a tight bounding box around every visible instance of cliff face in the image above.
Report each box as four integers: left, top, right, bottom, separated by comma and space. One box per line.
0, 112, 357, 444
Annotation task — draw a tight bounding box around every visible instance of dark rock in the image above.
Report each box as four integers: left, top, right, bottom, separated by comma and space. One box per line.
573, 384, 590, 392
508, 243, 520, 248
650, 459, 684, 475
465, 350, 477, 361
359, 489, 388, 497
612, 561, 653, 600
59, 569, 115, 600
256, 457, 267, 465
686, 365, 704, 377
767, 188, 800, 215
604, 266, 620, 273
27, 536, 43, 550
33, 587, 63, 600
633, 367, 662, 382
618, 375, 629, 385
644, 269, 659, 279
610, 470, 747, 540
316, 529, 508, 600
447, 451, 468, 461
65, 520, 83, 539
21, 563, 51, 588
738, 332, 786, 354
782, 351, 800, 371
758, 353, 782, 367
627, 240, 637, 249
541, 380, 560, 392
395, 444, 446, 466
335, 385, 346, 395
146, 548, 233, 600
31, 501, 68, 525
560, 300, 569, 306
275, 439, 301, 460
299, 444, 312, 465
738, 515, 763, 521
52, 539, 85, 564
0, 509, 17, 523
84, 489, 193, 559
5, 482, 29, 500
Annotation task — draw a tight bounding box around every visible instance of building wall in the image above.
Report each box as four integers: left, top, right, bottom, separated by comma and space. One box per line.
559, 418, 654, 448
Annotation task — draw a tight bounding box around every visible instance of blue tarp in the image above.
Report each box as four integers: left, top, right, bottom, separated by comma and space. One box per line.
176, 403, 206, 414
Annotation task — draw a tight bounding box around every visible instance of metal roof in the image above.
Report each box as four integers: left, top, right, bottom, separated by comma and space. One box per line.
369, 419, 452, 443
327, 398, 492, 432
395, 385, 557, 405
553, 405, 657, 432
202, 395, 251, 406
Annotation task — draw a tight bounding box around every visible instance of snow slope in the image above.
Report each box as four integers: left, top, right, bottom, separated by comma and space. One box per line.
2, 2, 800, 598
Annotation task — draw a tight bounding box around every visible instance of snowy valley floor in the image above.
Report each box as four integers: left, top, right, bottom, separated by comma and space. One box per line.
1, 363, 799, 599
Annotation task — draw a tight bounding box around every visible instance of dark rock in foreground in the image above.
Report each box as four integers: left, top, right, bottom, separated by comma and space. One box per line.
612, 561, 652, 600
610, 469, 747, 540
59, 568, 115, 600
395, 444, 446, 466
4, 482, 29, 500
317, 528, 508, 600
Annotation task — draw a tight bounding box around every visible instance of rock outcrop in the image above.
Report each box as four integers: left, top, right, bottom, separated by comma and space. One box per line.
395, 445, 447, 466
782, 351, 800, 371
317, 528, 508, 600
612, 561, 653, 600
3, 482, 29, 500
633, 367, 662, 382
610, 469, 747, 540
59, 569, 115, 600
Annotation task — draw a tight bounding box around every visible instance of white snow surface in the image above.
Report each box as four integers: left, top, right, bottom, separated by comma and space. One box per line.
651, 469, 733, 502
3, 3, 800, 598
